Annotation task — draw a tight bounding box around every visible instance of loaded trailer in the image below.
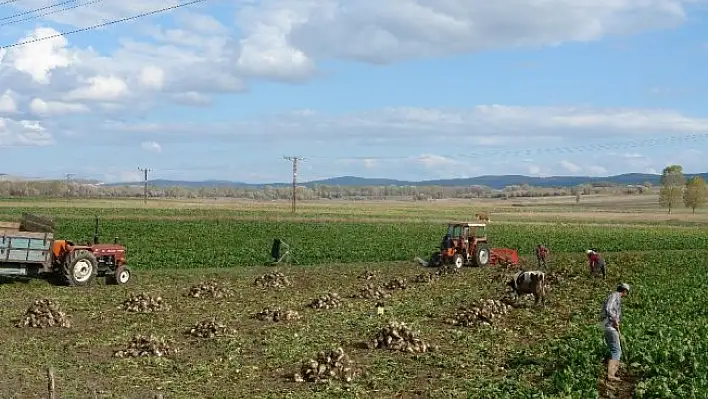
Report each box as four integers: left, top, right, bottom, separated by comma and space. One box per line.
0, 213, 131, 286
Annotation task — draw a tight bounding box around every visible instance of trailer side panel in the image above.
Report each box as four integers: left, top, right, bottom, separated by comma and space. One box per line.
0, 231, 53, 264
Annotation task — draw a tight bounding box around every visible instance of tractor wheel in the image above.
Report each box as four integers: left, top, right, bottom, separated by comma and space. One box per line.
107, 266, 131, 285
63, 250, 98, 286
453, 254, 465, 269
473, 244, 490, 267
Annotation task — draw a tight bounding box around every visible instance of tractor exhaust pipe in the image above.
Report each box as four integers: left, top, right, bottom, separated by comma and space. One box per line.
93, 215, 99, 244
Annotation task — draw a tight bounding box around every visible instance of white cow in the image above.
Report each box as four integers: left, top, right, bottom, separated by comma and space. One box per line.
507, 270, 546, 306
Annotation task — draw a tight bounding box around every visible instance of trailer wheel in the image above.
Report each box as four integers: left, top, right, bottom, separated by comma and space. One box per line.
474, 244, 490, 267
108, 266, 131, 285
453, 254, 465, 269
63, 250, 98, 286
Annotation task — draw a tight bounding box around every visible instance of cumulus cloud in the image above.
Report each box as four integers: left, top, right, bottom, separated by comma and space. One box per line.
0, 91, 18, 114
0, 119, 53, 146
92, 105, 708, 147
141, 141, 162, 153
29, 98, 89, 116
559, 160, 582, 173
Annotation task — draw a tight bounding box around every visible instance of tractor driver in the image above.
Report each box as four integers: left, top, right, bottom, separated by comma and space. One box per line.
443, 234, 453, 250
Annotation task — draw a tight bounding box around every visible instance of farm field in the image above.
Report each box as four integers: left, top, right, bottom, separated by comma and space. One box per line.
0, 196, 707, 398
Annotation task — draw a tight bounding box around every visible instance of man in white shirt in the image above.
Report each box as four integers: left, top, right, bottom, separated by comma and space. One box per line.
601, 283, 630, 381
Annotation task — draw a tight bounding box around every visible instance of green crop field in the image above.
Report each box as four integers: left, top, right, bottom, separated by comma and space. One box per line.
0, 198, 706, 398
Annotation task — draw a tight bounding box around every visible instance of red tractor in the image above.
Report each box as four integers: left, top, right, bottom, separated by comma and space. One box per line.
420, 222, 519, 269
0, 213, 131, 286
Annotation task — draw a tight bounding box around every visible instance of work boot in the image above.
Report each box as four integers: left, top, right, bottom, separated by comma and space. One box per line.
607, 360, 621, 382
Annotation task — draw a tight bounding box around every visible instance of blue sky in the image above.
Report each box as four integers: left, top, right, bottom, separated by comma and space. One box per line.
0, 0, 707, 183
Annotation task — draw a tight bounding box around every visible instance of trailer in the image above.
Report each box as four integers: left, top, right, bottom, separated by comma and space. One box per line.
0, 213, 131, 286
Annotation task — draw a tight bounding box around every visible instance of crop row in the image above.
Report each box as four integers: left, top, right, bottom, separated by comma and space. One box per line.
47, 218, 708, 269
538, 250, 708, 398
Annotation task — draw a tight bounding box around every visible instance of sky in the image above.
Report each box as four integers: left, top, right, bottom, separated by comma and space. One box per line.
0, 0, 707, 184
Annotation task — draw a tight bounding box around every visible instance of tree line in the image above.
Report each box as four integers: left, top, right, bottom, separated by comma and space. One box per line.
659, 165, 708, 213
0, 179, 655, 201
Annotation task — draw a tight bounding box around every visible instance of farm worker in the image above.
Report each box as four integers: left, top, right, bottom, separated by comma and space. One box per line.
535, 244, 548, 267
586, 249, 606, 279
600, 283, 630, 382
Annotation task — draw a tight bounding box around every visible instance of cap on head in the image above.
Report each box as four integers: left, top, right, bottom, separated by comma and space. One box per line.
586, 249, 594, 255
617, 283, 630, 292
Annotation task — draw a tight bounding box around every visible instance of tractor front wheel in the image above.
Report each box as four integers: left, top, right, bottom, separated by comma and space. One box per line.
108, 266, 131, 285
474, 244, 490, 267
63, 250, 98, 286
453, 253, 465, 269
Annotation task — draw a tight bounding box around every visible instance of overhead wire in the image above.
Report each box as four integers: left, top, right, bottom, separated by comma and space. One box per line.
299, 132, 708, 161
0, 0, 105, 27
0, 0, 22, 7
0, 0, 208, 49
0, 0, 79, 22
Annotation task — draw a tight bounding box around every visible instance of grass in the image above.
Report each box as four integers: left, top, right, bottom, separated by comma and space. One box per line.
0, 196, 706, 398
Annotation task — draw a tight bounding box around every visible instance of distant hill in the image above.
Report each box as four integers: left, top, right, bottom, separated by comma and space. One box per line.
104, 172, 708, 190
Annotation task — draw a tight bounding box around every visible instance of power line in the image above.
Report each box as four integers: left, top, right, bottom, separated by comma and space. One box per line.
0, 0, 105, 27
299, 132, 708, 161
0, 0, 79, 22
0, 0, 208, 49
0, 0, 22, 7
137, 167, 152, 204
283, 156, 304, 213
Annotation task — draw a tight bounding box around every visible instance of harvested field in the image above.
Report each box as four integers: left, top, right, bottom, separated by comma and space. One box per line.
0, 197, 706, 398
0, 250, 706, 398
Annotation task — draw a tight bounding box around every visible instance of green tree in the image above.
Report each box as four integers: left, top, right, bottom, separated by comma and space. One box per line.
683, 176, 708, 214
659, 165, 685, 214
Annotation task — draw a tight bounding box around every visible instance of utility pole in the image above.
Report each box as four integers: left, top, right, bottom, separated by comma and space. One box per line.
137, 167, 152, 204
283, 156, 304, 213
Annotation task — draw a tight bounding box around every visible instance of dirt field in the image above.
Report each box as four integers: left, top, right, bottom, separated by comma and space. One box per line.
0, 195, 705, 398
0, 253, 631, 398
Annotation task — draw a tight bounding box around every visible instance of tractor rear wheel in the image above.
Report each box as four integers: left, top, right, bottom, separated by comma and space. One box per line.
473, 244, 490, 267
453, 254, 465, 269
63, 250, 98, 286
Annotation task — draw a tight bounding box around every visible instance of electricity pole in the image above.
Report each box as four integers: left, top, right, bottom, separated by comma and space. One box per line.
137, 167, 152, 204
283, 156, 304, 213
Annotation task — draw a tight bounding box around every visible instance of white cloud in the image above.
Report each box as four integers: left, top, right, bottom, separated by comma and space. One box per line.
64, 76, 130, 102
29, 98, 89, 116
95, 105, 708, 147
559, 160, 582, 173
285, 0, 690, 64
586, 165, 609, 175
141, 141, 162, 153
0, 119, 53, 146
170, 91, 212, 106
0, 27, 74, 84
0, 90, 18, 114
138, 66, 165, 90
6, 0, 690, 86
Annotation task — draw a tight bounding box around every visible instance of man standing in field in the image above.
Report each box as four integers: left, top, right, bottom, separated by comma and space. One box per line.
586, 249, 606, 278
535, 244, 549, 268
601, 283, 630, 382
